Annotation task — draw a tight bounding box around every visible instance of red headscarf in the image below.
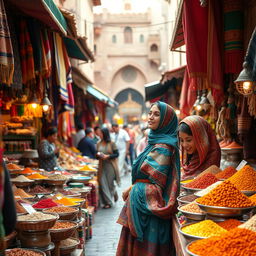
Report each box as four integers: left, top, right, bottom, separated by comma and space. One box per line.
180, 115, 221, 178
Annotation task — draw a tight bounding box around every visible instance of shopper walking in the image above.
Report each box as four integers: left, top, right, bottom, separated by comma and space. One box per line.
111, 124, 130, 176
77, 127, 97, 159
97, 128, 120, 209
116, 101, 180, 256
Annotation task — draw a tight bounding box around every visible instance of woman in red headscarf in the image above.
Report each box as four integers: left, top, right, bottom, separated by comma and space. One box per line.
178, 115, 221, 180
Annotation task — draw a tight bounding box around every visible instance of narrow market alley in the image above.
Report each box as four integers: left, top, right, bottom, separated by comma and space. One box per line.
85, 173, 132, 256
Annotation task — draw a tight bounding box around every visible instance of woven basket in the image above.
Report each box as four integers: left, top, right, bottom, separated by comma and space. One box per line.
43, 207, 79, 221
5, 248, 46, 256
16, 213, 58, 231
49, 221, 78, 242
59, 238, 80, 255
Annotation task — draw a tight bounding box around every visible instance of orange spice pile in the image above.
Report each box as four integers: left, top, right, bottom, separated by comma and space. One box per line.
249, 194, 256, 205
215, 166, 237, 179
188, 228, 256, 256
227, 165, 256, 191
185, 173, 219, 189
27, 173, 47, 179
217, 219, 242, 231
196, 180, 254, 208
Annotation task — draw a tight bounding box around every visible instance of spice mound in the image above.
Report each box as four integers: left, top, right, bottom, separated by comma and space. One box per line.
178, 194, 198, 203
227, 165, 256, 191
6, 163, 22, 170
215, 166, 237, 179
196, 180, 254, 208
50, 221, 76, 230
60, 238, 79, 248
27, 173, 47, 179
14, 188, 34, 198
54, 197, 79, 206
48, 174, 68, 180
6, 248, 43, 256
184, 173, 219, 189
188, 228, 256, 256
33, 199, 58, 209
239, 214, 256, 232
11, 175, 33, 182
18, 212, 57, 221
195, 181, 222, 197
15, 201, 27, 214
45, 206, 77, 213
30, 185, 51, 194
181, 220, 226, 238
249, 194, 256, 205
21, 167, 35, 174
196, 165, 221, 178
217, 219, 242, 231
180, 202, 205, 214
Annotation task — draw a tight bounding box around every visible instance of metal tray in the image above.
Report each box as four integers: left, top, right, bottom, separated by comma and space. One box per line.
196, 203, 256, 217
185, 242, 200, 256
178, 206, 206, 221
181, 185, 202, 194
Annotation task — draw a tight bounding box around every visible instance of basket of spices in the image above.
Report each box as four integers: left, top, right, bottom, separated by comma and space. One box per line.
179, 220, 227, 240
43, 206, 79, 220
178, 202, 206, 221
59, 237, 80, 255
5, 248, 46, 256
11, 175, 35, 188
196, 180, 256, 217
49, 220, 78, 241
27, 173, 48, 184
16, 212, 59, 231
54, 197, 80, 207
14, 188, 35, 199
29, 185, 52, 195
32, 198, 59, 211
45, 174, 68, 186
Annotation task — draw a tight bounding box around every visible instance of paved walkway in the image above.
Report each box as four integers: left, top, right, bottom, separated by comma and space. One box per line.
85, 173, 132, 256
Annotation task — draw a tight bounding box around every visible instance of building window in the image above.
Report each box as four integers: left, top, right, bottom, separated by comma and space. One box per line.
122, 66, 137, 83
124, 27, 133, 44
140, 34, 144, 43
150, 44, 158, 52
112, 35, 117, 43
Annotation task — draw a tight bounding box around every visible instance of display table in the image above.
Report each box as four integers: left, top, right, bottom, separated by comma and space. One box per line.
172, 217, 189, 256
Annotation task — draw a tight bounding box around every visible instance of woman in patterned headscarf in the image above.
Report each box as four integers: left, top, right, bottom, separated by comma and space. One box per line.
116, 101, 180, 256
179, 115, 221, 180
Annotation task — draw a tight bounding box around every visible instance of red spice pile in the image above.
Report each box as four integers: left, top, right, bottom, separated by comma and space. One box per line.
184, 173, 219, 189
217, 219, 242, 231
215, 166, 237, 179
33, 198, 58, 209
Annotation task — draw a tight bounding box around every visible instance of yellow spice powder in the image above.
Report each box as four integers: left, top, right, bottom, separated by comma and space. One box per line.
181, 220, 227, 238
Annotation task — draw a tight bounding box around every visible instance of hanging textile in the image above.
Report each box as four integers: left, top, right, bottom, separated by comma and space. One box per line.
179, 67, 196, 118
62, 39, 74, 112
5, 7, 22, 90
57, 111, 74, 145
223, 0, 243, 74
53, 33, 69, 102
182, 0, 224, 106
41, 30, 52, 79
0, 0, 14, 85
19, 19, 36, 86
27, 19, 42, 75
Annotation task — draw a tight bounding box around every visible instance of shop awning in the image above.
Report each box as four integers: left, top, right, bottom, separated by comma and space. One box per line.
9, 0, 67, 35
86, 85, 118, 107
60, 8, 95, 62
169, 0, 185, 51
145, 66, 186, 101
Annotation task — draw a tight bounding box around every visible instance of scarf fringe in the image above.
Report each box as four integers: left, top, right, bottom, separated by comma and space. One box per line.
0, 63, 14, 85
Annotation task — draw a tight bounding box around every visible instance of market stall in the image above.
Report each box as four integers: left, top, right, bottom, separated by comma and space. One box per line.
174, 163, 256, 256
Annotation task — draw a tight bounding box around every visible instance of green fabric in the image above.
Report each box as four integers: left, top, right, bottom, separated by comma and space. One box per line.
0, 213, 4, 238
43, 0, 67, 33
63, 37, 89, 61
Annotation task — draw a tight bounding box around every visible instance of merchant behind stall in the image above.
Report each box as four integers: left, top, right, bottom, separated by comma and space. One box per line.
178, 115, 221, 180
38, 127, 60, 171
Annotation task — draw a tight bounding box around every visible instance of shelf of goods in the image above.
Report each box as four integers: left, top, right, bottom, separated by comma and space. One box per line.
3, 134, 38, 155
